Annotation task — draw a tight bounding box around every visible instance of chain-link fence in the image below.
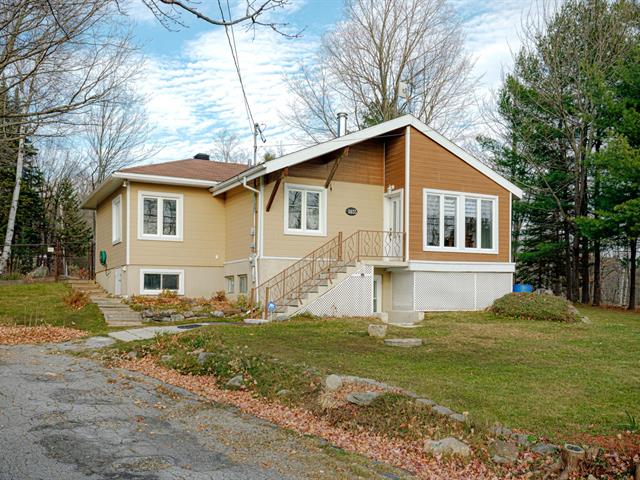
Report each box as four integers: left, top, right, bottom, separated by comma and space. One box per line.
1, 241, 94, 280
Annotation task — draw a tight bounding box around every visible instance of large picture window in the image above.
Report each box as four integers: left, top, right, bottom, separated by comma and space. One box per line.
138, 191, 183, 241
423, 189, 497, 252
284, 184, 326, 236
140, 269, 184, 295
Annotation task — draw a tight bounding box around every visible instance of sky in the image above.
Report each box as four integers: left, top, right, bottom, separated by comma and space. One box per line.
125, 0, 534, 164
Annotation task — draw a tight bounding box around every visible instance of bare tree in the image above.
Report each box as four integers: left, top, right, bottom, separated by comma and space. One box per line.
82, 88, 158, 190
209, 129, 251, 164
0, 0, 137, 274
282, 0, 476, 143
140, 0, 293, 33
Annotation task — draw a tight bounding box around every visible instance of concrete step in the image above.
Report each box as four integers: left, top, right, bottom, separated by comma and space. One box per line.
107, 320, 143, 327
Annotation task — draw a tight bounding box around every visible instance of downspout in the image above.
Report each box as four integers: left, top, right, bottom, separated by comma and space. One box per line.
242, 177, 261, 296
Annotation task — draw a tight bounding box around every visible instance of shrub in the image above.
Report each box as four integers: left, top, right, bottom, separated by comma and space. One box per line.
63, 289, 90, 310
213, 290, 226, 302
490, 293, 580, 322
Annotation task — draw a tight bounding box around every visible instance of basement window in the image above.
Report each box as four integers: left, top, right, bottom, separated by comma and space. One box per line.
238, 274, 248, 294
225, 276, 235, 294
284, 183, 327, 236
141, 269, 184, 295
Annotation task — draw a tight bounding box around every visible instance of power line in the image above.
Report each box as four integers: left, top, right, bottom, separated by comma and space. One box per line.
217, 0, 256, 136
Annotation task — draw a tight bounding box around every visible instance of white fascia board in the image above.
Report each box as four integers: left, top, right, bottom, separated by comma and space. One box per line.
210, 114, 524, 199
407, 261, 516, 273
211, 165, 266, 196
113, 172, 218, 188
80, 176, 123, 210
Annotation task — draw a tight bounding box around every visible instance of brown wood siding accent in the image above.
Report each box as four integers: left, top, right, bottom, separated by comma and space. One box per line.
384, 129, 405, 190
409, 127, 510, 262
286, 138, 383, 186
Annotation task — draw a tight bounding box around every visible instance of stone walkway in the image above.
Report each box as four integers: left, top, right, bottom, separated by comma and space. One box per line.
67, 279, 142, 327
0, 343, 408, 480
108, 323, 207, 342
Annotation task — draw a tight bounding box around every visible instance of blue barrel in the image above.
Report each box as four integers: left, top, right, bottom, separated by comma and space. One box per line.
513, 283, 533, 293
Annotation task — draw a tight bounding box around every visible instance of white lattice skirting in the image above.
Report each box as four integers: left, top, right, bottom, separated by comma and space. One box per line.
299, 265, 374, 317
413, 271, 513, 311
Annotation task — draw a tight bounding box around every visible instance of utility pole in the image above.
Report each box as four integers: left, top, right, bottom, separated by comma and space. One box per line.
252, 122, 266, 166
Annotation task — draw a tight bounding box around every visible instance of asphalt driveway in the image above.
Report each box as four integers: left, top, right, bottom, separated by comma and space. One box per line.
0, 343, 406, 480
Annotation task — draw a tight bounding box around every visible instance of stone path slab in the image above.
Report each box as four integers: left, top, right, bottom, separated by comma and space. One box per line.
108, 323, 206, 342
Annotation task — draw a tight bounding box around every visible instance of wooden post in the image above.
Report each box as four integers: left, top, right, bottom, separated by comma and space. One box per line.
263, 286, 270, 319
356, 231, 360, 262
54, 240, 61, 281
337, 231, 343, 261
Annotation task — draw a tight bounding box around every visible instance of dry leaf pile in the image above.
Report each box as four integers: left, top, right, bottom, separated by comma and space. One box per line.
119, 356, 507, 479
0, 326, 86, 344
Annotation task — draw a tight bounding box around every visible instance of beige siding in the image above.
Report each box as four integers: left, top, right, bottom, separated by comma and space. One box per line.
129, 182, 225, 267
224, 186, 255, 262
95, 186, 126, 275
127, 265, 224, 297
262, 176, 384, 258
408, 127, 510, 262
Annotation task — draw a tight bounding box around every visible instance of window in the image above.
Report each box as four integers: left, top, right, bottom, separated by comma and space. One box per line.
112, 195, 122, 244
140, 269, 183, 295
138, 191, 183, 240
423, 189, 497, 252
225, 276, 235, 294
238, 274, 248, 294
284, 184, 326, 235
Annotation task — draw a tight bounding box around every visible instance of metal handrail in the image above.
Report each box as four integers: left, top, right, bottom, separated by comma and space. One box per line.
252, 230, 404, 318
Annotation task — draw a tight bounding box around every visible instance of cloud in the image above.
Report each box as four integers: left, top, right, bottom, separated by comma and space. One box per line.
138, 24, 319, 163
137, 0, 533, 163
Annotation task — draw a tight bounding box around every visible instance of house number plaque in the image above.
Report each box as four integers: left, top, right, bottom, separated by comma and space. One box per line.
345, 207, 358, 216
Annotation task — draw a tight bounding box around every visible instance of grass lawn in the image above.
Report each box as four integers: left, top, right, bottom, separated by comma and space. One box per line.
0, 282, 107, 334
190, 306, 639, 441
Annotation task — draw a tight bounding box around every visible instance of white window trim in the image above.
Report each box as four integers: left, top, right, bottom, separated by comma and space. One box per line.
112, 194, 122, 245
140, 268, 184, 295
137, 190, 183, 241
225, 275, 235, 294
283, 183, 327, 237
238, 274, 248, 294
423, 188, 499, 254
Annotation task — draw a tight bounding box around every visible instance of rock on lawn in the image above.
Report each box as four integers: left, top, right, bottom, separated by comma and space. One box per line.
424, 437, 471, 457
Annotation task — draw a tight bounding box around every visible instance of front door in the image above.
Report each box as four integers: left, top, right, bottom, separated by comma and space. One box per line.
383, 190, 403, 259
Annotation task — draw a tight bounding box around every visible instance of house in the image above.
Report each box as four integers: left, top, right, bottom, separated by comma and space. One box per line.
81, 115, 523, 322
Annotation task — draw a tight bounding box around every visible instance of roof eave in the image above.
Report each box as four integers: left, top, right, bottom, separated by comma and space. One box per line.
211, 164, 267, 196
112, 171, 219, 188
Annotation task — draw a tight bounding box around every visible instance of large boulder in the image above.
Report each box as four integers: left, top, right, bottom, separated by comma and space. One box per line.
424, 437, 471, 457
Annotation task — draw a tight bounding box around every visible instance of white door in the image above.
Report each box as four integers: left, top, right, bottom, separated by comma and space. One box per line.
114, 268, 122, 296
383, 191, 403, 258
373, 274, 383, 313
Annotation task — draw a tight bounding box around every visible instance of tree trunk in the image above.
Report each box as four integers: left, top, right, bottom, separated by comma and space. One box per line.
593, 240, 601, 306
564, 223, 574, 300
629, 238, 637, 311
0, 130, 26, 275
580, 237, 590, 304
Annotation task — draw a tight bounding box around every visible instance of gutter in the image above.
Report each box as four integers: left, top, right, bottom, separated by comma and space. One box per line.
241, 177, 262, 294
211, 164, 267, 196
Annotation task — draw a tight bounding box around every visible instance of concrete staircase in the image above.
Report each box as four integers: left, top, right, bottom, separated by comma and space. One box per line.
67, 279, 142, 327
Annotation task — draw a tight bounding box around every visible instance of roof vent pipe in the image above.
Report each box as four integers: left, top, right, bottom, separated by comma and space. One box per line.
336, 112, 347, 137
194, 153, 210, 160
